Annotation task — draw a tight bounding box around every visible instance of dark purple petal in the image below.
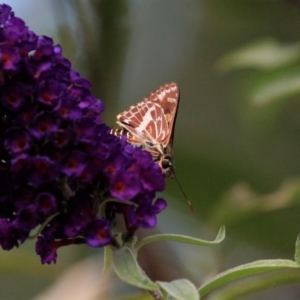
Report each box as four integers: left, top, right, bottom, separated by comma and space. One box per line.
53, 129, 74, 148
152, 197, 167, 214
10, 153, 30, 173
29, 156, 58, 186
0, 44, 21, 70
78, 162, 98, 183
3, 17, 27, 42
62, 150, 86, 177
36, 79, 64, 107
0, 82, 25, 110
36, 236, 58, 264
0, 218, 19, 250
16, 103, 38, 124
34, 192, 57, 217
30, 61, 52, 80
4, 128, 31, 154
85, 219, 113, 247
69, 69, 91, 88
12, 185, 36, 209
126, 196, 167, 229
15, 205, 39, 231
110, 172, 141, 200
33, 36, 54, 58
30, 111, 59, 139
132, 149, 165, 192
0, 4, 11, 25
127, 205, 157, 229
74, 117, 96, 142
57, 97, 82, 119
103, 155, 130, 178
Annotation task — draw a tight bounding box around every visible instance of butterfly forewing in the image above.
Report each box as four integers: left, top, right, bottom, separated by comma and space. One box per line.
114, 82, 179, 177
142, 82, 179, 147
117, 83, 179, 147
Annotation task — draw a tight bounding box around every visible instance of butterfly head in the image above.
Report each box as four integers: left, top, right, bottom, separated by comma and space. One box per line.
160, 152, 175, 178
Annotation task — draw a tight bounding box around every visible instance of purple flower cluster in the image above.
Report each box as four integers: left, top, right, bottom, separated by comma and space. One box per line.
0, 4, 166, 264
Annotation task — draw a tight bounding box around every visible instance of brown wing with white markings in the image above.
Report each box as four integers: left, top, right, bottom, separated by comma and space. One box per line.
116, 82, 179, 148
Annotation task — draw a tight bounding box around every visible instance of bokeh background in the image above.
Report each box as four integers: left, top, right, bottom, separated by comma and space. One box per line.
2, 0, 300, 299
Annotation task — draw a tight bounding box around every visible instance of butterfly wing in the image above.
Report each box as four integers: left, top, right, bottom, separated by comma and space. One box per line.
142, 82, 179, 147
116, 101, 168, 147
117, 82, 179, 148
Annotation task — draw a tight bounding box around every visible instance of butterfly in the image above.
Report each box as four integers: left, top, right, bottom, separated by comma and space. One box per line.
111, 82, 179, 178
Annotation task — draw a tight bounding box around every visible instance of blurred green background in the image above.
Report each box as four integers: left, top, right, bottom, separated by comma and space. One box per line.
2, 0, 300, 299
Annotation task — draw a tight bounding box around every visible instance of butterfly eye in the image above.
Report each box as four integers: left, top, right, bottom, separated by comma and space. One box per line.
162, 159, 171, 169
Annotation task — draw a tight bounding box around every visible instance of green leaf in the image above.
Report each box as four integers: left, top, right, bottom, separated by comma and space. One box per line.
135, 225, 225, 251
157, 279, 199, 300
112, 247, 159, 291
295, 234, 300, 265
251, 73, 300, 106
102, 246, 113, 275
206, 269, 300, 300
217, 38, 300, 72
199, 259, 300, 298
209, 179, 300, 226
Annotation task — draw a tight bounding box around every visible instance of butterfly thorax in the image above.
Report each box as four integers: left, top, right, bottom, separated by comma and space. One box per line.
158, 145, 175, 178
146, 141, 174, 178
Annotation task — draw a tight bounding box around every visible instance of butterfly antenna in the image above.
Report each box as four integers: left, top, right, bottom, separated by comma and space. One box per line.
173, 174, 194, 214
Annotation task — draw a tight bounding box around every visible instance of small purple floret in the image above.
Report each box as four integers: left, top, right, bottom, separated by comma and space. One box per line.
85, 219, 113, 247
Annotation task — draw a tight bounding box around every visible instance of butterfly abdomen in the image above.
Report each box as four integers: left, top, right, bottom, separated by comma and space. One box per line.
110, 128, 129, 138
